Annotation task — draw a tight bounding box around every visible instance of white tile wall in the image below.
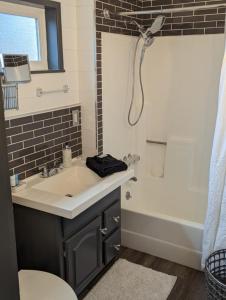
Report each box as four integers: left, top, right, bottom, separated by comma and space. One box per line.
4, 0, 80, 119
102, 32, 225, 223
4, 0, 97, 158
76, 0, 97, 158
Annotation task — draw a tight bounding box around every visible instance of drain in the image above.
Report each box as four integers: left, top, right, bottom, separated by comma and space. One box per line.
65, 194, 73, 197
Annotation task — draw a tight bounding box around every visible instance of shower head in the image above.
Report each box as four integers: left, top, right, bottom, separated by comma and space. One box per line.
140, 15, 165, 47
149, 15, 165, 34
129, 16, 165, 47
103, 9, 165, 46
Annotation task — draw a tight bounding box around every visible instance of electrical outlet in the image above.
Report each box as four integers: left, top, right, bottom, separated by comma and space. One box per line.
72, 110, 79, 126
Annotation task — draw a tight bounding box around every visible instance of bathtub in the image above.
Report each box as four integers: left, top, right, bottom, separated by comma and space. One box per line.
121, 180, 205, 270
101, 31, 219, 272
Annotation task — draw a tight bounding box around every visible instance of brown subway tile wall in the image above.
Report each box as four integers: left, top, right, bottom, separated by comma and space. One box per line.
6, 105, 82, 180
96, 0, 144, 37
95, 0, 225, 154
142, 0, 226, 35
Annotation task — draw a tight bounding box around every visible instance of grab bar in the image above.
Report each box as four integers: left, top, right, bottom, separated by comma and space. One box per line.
146, 140, 167, 146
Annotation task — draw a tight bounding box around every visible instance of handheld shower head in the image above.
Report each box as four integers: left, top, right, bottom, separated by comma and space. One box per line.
128, 16, 165, 127
149, 15, 165, 34
140, 15, 165, 47
143, 16, 165, 39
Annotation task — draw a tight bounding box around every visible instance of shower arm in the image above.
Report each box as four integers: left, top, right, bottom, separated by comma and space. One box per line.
103, 9, 145, 31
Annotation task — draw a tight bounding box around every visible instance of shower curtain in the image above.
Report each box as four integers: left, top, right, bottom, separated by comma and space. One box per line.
202, 37, 226, 268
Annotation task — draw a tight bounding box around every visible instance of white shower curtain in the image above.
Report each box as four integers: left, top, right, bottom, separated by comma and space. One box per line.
202, 37, 226, 268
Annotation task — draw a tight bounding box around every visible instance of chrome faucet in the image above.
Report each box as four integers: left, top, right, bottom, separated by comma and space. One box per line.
123, 153, 140, 166
39, 165, 49, 178
39, 159, 62, 178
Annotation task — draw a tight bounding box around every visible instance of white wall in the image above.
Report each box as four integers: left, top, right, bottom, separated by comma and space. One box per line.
75, 0, 97, 158
102, 32, 225, 223
102, 34, 138, 158
4, 0, 97, 158
4, 0, 80, 119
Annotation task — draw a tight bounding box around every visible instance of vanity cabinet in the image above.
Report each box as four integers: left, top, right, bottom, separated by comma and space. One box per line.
14, 188, 121, 297
65, 216, 103, 294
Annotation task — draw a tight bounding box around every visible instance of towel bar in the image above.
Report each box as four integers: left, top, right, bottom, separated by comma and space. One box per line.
36, 85, 69, 97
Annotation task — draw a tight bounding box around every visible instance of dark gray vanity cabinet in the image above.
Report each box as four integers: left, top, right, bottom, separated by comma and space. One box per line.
65, 216, 103, 294
14, 188, 121, 297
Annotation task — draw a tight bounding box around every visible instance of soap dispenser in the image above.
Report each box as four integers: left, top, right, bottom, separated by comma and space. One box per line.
63, 143, 72, 168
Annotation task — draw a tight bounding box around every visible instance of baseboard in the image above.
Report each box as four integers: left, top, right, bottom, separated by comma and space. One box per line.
122, 229, 202, 271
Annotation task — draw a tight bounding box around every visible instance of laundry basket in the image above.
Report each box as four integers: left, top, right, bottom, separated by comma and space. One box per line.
205, 249, 226, 299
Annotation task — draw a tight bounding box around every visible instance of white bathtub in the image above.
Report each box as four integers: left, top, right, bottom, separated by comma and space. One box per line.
121, 181, 204, 270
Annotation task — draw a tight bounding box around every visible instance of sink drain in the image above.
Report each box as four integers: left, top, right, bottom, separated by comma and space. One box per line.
65, 194, 73, 198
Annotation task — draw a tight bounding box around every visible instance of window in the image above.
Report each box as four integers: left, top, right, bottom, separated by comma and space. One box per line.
0, 0, 64, 73
0, 1, 48, 71
0, 13, 40, 61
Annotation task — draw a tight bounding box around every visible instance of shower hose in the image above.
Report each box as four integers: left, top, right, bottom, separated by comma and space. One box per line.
128, 36, 146, 127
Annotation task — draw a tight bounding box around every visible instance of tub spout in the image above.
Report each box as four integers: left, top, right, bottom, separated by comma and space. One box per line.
130, 176, 138, 182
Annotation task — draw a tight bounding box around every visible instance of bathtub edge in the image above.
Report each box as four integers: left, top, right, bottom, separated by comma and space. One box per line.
121, 229, 202, 271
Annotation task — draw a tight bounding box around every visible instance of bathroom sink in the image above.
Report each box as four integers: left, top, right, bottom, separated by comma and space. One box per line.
32, 164, 101, 197
12, 159, 134, 219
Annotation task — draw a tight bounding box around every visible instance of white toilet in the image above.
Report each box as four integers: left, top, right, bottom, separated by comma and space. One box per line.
19, 270, 78, 300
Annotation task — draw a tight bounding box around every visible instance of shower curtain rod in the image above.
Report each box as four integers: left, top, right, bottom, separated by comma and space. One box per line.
118, 3, 226, 16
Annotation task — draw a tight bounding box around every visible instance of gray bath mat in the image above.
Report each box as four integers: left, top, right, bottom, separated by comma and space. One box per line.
84, 259, 177, 300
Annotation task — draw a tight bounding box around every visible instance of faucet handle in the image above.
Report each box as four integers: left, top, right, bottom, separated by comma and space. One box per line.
39, 165, 48, 178
54, 159, 61, 167
54, 158, 63, 170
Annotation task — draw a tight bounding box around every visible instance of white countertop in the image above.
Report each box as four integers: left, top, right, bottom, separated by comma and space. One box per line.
12, 159, 134, 219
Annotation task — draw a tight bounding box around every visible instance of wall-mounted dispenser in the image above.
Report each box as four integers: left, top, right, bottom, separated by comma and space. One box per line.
0, 54, 31, 83
0, 54, 31, 110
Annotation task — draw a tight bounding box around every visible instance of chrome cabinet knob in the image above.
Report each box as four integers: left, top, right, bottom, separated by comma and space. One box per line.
113, 244, 121, 251
112, 216, 120, 223
100, 228, 108, 235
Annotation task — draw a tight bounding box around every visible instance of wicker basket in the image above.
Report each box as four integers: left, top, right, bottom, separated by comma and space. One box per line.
205, 249, 226, 299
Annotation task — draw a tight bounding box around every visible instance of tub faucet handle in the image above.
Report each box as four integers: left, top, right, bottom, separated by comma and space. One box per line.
125, 191, 132, 200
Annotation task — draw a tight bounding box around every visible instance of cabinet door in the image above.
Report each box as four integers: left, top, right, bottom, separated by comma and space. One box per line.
64, 216, 103, 294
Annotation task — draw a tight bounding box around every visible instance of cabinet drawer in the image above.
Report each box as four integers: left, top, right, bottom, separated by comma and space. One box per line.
62, 188, 121, 239
104, 229, 121, 265
104, 201, 120, 236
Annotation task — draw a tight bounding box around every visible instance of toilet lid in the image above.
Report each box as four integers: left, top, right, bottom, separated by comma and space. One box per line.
19, 270, 77, 300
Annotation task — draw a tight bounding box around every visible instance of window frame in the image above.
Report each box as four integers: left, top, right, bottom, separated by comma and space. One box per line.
1, 0, 64, 74
0, 1, 48, 71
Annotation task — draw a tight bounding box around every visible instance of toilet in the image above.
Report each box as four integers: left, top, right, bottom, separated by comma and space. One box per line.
19, 270, 78, 300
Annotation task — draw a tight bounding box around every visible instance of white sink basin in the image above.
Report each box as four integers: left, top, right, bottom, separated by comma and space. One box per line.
12, 159, 134, 219
32, 164, 101, 197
